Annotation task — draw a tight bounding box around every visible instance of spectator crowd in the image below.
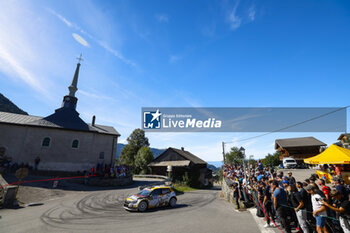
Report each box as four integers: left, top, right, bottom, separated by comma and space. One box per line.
89, 163, 130, 178
223, 162, 350, 233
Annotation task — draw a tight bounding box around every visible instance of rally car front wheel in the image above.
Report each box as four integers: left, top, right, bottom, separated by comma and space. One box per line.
138, 201, 148, 212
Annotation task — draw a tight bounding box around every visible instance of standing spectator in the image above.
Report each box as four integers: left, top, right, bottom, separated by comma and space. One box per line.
335, 165, 342, 177
290, 184, 309, 233
298, 182, 312, 212
34, 156, 40, 171
233, 182, 240, 209
334, 178, 347, 198
317, 179, 330, 202
306, 185, 329, 233
272, 180, 292, 233
322, 191, 350, 233
288, 172, 296, 185
282, 180, 290, 191
262, 181, 274, 228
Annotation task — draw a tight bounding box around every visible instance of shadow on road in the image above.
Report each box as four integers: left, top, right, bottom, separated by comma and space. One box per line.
128, 204, 189, 214
3, 173, 165, 192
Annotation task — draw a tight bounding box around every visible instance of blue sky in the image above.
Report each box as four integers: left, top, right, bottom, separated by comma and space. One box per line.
0, 0, 349, 161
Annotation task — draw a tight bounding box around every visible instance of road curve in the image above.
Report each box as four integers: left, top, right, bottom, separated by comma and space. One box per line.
0, 178, 260, 233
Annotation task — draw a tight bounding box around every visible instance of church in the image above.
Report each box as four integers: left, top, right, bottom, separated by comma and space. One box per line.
0, 59, 120, 172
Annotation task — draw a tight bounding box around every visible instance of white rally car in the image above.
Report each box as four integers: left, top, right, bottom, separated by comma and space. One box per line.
124, 185, 177, 212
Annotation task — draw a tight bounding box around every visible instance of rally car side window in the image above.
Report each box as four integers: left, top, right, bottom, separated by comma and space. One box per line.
151, 189, 162, 196
162, 188, 170, 194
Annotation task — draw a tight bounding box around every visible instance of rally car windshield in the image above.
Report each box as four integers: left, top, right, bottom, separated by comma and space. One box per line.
138, 189, 151, 196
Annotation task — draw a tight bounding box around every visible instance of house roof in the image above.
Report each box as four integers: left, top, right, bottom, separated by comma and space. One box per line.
169, 147, 207, 164
338, 133, 350, 141
149, 160, 191, 167
275, 137, 326, 149
0, 111, 120, 136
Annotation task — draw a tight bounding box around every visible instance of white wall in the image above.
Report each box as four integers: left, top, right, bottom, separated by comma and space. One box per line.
0, 124, 118, 172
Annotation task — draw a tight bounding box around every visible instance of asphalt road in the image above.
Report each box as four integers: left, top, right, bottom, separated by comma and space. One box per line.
0, 178, 260, 233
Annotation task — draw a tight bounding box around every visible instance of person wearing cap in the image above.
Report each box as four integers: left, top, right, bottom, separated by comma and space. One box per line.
305, 185, 329, 233
322, 191, 350, 233
290, 184, 309, 233
309, 176, 316, 184
272, 180, 291, 233
282, 180, 290, 191
334, 178, 347, 199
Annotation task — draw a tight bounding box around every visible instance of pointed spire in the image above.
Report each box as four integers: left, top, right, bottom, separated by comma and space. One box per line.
68, 54, 83, 97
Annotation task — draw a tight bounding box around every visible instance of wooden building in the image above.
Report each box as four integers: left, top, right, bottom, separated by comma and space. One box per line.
275, 137, 326, 163
148, 147, 212, 187
337, 133, 350, 149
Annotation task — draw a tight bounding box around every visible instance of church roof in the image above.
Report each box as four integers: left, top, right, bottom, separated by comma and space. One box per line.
0, 111, 120, 136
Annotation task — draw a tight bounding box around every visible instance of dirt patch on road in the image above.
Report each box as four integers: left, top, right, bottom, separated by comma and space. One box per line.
17, 186, 66, 204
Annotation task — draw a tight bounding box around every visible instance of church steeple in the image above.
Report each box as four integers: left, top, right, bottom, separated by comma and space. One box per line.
68, 63, 80, 97
61, 54, 83, 110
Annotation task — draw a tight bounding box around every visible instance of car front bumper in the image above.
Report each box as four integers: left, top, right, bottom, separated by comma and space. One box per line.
123, 202, 138, 211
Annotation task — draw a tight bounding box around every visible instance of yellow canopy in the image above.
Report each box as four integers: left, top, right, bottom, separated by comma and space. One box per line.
304, 144, 350, 164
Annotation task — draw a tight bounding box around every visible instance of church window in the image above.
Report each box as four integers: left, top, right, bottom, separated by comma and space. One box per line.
72, 139, 79, 149
42, 137, 51, 147
99, 152, 104, 159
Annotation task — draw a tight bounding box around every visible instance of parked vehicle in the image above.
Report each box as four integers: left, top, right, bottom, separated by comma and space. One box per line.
124, 186, 177, 212
282, 157, 297, 169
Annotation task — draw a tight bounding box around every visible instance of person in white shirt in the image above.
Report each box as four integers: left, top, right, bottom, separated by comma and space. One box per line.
305, 185, 329, 233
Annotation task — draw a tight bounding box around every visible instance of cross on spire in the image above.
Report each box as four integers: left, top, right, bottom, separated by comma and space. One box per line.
76, 53, 83, 63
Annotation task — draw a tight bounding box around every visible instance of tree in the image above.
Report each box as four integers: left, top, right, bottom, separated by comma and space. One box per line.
225, 147, 244, 164
248, 158, 257, 168
119, 129, 150, 166
134, 147, 154, 174
261, 151, 281, 167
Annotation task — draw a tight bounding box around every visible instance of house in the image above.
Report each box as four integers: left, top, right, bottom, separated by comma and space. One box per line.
337, 133, 350, 149
148, 147, 212, 187
275, 137, 326, 163
0, 60, 120, 172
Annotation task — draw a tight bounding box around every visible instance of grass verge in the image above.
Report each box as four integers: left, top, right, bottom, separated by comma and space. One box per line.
172, 183, 197, 194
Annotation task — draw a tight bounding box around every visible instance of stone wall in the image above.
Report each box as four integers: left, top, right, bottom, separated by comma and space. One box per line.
0, 174, 17, 208
221, 177, 234, 203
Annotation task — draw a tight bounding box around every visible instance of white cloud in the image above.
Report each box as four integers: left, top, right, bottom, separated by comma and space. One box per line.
79, 90, 113, 100
97, 40, 136, 67
0, 46, 47, 95
72, 33, 90, 47
0, 1, 51, 97
248, 6, 256, 21
47, 9, 73, 27
228, 1, 242, 30
155, 14, 169, 23
49, 9, 136, 67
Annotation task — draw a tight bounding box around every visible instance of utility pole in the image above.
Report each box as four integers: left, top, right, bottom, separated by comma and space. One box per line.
222, 142, 226, 164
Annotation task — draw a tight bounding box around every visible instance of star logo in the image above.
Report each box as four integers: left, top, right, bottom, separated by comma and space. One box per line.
143, 109, 162, 129
151, 109, 162, 122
